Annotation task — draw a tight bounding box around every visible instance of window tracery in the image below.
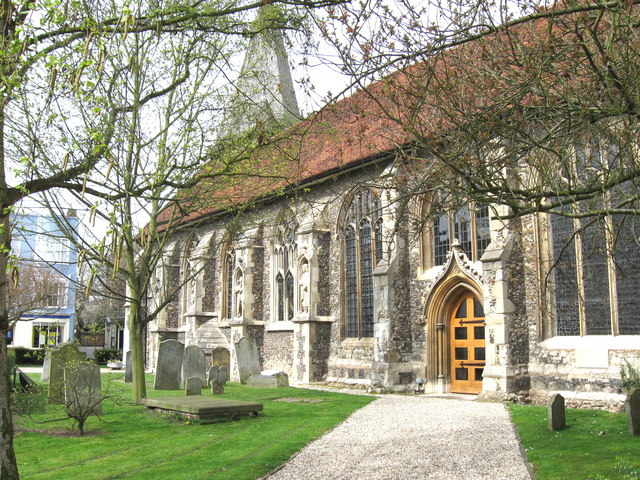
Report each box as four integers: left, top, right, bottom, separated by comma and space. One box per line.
181, 236, 199, 319
551, 137, 640, 336
273, 225, 297, 322
222, 246, 236, 320
423, 199, 491, 269
343, 189, 383, 338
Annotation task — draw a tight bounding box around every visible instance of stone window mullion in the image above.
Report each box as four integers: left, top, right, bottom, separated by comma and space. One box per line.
572, 215, 586, 336
343, 189, 381, 338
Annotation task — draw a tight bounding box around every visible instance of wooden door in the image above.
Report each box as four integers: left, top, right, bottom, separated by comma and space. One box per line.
450, 293, 486, 394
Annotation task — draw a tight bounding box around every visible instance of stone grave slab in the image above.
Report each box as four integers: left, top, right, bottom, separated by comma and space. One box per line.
185, 377, 203, 395
211, 347, 230, 369
41, 351, 52, 383
125, 351, 132, 383
64, 361, 103, 415
626, 388, 640, 436
234, 337, 260, 384
182, 345, 206, 387
47, 343, 87, 403
209, 365, 228, 395
548, 393, 566, 431
142, 396, 263, 422
247, 372, 289, 388
154, 340, 184, 390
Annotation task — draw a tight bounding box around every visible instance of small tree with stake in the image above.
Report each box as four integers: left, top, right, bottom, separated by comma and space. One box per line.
29, 359, 122, 436
61, 360, 104, 436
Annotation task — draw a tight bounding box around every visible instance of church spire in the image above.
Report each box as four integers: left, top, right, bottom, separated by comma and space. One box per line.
222, 8, 301, 136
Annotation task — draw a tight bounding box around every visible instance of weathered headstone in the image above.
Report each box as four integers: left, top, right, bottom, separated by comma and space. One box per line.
626, 388, 640, 436
181, 345, 206, 387
41, 350, 52, 383
209, 365, 229, 395
548, 393, 566, 431
211, 347, 231, 370
124, 351, 132, 383
185, 377, 202, 395
247, 372, 289, 388
47, 344, 87, 403
235, 337, 260, 384
64, 361, 103, 415
154, 339, 184, 390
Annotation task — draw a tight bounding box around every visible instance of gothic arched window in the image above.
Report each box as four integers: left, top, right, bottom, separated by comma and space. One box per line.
551, 137, 640, 336
273, 226, 297, 322
425, 203, 491, 268
181, 236, 199, 319
222, 246, 235, 319
343, 189, 383, 338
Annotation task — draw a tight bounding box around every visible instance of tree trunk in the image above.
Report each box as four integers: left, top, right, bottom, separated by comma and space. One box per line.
0, 213, 20, 479
128, 302, 147, 403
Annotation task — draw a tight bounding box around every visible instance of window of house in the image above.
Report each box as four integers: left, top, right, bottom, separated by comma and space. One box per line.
425, 201, 491, 268
343, 189, 383, 338
551, 138, 640, 336
38, 282, 67, 308
34, 232, 69, 263
273, 226, 297, 322
32, 323, 62, 348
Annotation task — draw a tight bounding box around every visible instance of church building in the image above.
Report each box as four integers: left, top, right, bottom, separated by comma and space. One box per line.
142, 15, 640, 411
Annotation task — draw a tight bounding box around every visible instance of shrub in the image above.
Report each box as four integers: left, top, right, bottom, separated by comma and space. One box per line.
93, 349, 122, 364
620, 359, 640, 394
10, 347, 45, 365
11, 385, 47, 415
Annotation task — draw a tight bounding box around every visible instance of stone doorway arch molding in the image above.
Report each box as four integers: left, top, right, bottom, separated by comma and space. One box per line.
422, 240, 484, 394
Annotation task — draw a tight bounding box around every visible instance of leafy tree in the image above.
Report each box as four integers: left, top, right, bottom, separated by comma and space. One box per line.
319, 0, 640, 221
0, 0, 343, 477
75, 261, 126, 336
8, 264, 64, 327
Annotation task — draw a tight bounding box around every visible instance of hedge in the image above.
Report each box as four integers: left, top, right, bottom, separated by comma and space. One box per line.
93, 349, 122, 364
6, 348, 16, 380
10, 347, 45, 365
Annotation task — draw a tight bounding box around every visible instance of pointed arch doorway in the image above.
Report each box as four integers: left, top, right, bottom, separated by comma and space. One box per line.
450, 293, 486, 394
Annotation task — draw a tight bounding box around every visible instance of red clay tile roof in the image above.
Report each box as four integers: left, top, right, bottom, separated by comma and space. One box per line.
158, 2, 633, 228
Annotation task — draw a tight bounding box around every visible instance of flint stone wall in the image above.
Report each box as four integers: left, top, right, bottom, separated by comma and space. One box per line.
263, 331, 294, 378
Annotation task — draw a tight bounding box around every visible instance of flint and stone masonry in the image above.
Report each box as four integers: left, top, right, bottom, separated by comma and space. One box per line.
134, 20, 640, 412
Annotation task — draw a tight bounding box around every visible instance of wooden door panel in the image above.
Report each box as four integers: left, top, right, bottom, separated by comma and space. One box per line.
450, 294, 485, 394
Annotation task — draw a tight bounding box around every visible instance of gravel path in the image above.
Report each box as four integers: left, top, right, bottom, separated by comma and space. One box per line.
265, 395, 532, 480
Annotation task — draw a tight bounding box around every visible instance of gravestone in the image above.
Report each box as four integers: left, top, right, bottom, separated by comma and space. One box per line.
41, 351, 52, 383
124, 351, 132, 383
211, 347, 231, 370
209, 365, 229, 395
626, 388, 640, 436
548, 393, 566, 431
235, 337, 260, 384
185, 377, 202, 395
47, 344, 87, 403
154, 340, 184, 390
182, 345, 206, 388
64, 361, 103, 415
247, 372, 289, 388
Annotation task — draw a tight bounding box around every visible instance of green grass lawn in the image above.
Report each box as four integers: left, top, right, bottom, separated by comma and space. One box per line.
13, 373, 375, 480
509, 403, 640, 480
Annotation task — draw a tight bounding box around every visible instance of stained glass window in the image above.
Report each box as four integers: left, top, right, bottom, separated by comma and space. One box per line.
343, 189, 383, 338
223, 250, 235, 319
551, 138, 639, 336
274, 223, 297, 322
430, 204, 491, 267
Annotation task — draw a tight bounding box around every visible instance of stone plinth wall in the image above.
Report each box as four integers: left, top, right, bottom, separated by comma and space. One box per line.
263, 330, 294, 376
311, 323, 331, 381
